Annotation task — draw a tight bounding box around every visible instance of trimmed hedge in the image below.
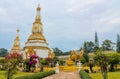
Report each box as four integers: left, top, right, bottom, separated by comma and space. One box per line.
15, 70, 55, 79
79, 70, 92, 79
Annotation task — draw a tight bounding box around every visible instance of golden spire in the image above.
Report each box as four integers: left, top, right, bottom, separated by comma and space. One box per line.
11, 28, 21, 52
16, 28, 19, 37
28, 4, 46, 42
35, 4, 41, 22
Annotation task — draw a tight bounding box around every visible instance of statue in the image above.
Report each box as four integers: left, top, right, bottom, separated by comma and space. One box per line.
70, 50, 77, 62
66, 58, 74, 66
55, 62, 59, 73
79, 50, 84, 58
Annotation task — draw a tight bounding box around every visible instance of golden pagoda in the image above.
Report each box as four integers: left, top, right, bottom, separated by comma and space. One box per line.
24, 4, 54, 59
11, 28, 22, 52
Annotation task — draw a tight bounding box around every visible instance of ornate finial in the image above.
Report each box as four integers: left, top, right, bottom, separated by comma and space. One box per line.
17, 28, 20, 33
37, 3, 41, 11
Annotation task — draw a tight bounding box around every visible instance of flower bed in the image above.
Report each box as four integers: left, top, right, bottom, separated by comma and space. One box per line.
15, 70, 55, 79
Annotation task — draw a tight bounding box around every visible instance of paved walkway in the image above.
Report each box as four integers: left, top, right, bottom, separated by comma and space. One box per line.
43, 71, 81, 79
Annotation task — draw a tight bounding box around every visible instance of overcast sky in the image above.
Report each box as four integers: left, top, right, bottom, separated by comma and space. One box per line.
0, 0, 120, 52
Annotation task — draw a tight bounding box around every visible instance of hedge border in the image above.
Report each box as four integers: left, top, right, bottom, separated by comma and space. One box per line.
15, 70, 55, 79
79, 70, 92, 79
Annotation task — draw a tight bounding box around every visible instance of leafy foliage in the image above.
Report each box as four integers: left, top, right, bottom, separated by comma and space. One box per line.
80, 57, 86, 64
52, 48, 63, 56
0, 48, 8, 57
95, 32, 99, 48
79, 70, 92, 79
0, 58, 7, 70
83, 41, 95, 53
102, 40, 114, 51
25, 54, 39, 72
5, 52, 23, 79
116, 34, 120, 53
108, 53, 120, 71
94, 49, 109, 79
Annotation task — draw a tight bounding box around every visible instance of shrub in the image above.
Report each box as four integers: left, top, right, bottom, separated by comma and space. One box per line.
79, 70, 92, 79
84, 69, 89, 73
15, 70, 55, 79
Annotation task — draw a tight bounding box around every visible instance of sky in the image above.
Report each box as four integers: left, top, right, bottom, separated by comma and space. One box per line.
0, 0, 120, 52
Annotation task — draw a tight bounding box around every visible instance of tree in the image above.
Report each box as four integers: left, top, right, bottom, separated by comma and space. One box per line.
102, 40, 114, 51
53, 48, 63, 56
83, 53, 89, 63
116, 34, 120, 53
28, 54, 39, 72
0, 48, 8, 57
62, 51, 71, 55
83, 41, 94, 53
5, 52, 23, 79
108, 53, 120, 71
95, 32, 99, 48
89, 60, 94, 73
94, 49, 109, 79
94, 32, 99, 52
80, 57, 86, 64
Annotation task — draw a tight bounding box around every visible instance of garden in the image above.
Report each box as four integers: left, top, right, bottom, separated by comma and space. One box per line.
0, 51, 57, 79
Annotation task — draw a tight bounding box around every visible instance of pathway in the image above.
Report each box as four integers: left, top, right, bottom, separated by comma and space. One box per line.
43, 71, 81, 79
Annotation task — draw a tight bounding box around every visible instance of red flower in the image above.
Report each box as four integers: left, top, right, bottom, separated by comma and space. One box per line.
5, 51, 23, 60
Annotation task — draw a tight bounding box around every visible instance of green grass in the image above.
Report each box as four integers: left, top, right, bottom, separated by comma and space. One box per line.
89, 71, 120, 79
0, 71, 34, 79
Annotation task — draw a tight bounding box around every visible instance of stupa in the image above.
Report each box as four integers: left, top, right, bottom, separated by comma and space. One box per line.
11, 28, 22, 52
24, 4, 53, 59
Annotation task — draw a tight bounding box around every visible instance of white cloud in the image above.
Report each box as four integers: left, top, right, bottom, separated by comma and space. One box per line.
86, 0, 103, 4
107, 18, 120, 24
66, 0, 104, 14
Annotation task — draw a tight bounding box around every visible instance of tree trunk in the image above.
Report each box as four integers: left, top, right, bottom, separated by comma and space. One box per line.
89, 65, 93, 73
102, 65, 108, 79
103, 71, 108, 79
110, 64, 114, 71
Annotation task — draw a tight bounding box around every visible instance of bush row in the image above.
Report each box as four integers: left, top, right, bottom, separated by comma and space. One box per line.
79, 70, 92, 79
15, 70, 55, 79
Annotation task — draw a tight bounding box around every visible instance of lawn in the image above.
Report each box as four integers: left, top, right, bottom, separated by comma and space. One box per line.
0, 71, 34, 79
89, 71, 120, 79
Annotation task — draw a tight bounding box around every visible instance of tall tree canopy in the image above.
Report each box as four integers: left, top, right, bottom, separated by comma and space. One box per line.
0, 48, 8, 57
101, 39, 114, 51
83, 41, 94, 53
52, 48, 63, 56
94, 49, 109, 79
116, 34, 120, 53
95, 32, 99, 47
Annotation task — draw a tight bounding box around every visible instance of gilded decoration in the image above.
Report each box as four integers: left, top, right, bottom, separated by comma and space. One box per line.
26, 47, 36, 59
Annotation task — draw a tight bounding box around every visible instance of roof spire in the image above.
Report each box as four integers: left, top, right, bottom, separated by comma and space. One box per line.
17, 28, 20, 36
35, 4, 41, 21
11, 28, 21, 52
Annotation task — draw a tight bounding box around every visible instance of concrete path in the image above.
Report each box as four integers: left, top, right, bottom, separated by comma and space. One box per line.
43, 71, 81, 79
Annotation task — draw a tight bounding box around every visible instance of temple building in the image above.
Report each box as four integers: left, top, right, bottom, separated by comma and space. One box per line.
10, 28, 22, 53
23, 4, 54, 59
